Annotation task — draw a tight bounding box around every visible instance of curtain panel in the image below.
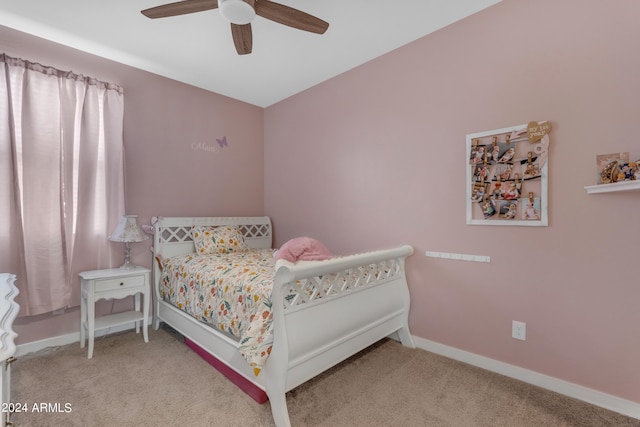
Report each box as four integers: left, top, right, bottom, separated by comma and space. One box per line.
0, 54, 125, 316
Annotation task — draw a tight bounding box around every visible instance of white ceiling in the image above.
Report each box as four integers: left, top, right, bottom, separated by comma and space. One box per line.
0, 0, 501, 107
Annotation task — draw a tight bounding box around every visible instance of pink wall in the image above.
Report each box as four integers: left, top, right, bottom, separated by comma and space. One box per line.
264, 0, 640, 404
0, 26, 264, 342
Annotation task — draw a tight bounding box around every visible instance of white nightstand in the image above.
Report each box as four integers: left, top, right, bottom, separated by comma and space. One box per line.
79, 267, 151, 359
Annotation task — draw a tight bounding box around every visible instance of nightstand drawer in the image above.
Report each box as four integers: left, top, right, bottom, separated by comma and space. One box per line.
95, 275, 145, 292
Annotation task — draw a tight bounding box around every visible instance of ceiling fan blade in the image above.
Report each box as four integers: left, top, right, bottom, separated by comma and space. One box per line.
231, 23, 253, 55
254, 1, 329, 34
141, 0, 219, 19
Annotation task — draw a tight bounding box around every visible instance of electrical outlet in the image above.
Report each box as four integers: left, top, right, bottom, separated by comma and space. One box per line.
512, 320, 526, 341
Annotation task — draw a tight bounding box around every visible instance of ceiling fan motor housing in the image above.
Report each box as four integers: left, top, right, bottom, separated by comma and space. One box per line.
219, 0, 256, 25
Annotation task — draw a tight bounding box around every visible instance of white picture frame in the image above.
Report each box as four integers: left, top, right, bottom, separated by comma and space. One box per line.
466, 122, 549, 226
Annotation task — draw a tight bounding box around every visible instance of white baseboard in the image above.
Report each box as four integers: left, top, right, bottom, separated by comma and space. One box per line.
413, 336, 640, 420
15, 319, 151, 358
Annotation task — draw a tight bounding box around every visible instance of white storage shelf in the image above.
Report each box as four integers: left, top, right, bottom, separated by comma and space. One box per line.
584, 180, 640, 194
93, 311, 144, 330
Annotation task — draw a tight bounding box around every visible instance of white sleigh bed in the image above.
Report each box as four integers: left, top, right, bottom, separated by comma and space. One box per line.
152, 216, 415, 427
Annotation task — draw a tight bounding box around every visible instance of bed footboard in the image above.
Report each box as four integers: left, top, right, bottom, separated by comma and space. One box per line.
264, 245, 414, 427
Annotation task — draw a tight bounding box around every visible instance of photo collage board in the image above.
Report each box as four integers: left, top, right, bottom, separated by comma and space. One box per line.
466, 121, 550, 226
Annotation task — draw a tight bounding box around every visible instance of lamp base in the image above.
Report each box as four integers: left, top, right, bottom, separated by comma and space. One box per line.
119, 242, 137, 269
118, 260, 137, 270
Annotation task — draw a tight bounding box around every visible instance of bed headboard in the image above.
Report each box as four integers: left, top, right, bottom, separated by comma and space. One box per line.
152, 216, 273, 259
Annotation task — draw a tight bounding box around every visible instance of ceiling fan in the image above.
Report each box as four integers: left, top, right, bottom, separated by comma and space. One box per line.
141, 0, 329, 55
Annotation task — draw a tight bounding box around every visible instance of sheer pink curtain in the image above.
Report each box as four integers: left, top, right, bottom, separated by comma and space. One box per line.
0, 54, 125, 316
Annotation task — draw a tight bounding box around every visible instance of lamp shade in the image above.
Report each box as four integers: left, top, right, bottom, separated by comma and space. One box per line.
108, 215, 148, 243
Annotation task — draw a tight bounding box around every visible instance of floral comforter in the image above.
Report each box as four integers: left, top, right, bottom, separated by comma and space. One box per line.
159, 249, 276, 376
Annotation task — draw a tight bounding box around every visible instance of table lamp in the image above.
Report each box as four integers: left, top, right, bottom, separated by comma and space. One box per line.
108, 215, 149, 269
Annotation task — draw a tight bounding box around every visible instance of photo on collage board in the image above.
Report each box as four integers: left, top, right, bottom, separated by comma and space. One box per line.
481, 198, 497, 219
521, 197, 541, 220
473, 163, 491, 182
469, 145, 487, 165
521, 158, 541, 179
471, 182, 487, 202
499, 200, 518, 219
494, 163, 514, 181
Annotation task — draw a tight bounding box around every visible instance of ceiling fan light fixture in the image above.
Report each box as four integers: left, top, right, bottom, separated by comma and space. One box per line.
219, 0, 256, 25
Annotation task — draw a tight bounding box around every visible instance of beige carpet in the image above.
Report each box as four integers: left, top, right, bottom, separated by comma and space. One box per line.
10, 326, 640, 427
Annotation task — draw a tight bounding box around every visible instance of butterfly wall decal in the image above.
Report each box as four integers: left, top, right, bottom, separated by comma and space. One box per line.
216, 136, 228, 148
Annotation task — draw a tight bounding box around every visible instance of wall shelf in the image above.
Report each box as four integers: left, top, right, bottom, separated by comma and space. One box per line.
584, 180, 640, 194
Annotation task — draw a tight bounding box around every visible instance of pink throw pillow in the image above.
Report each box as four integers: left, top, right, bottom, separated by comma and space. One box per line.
274, 237, 333, 262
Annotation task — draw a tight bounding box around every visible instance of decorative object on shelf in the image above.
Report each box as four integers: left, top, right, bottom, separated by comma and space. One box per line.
596, 152, 630, 184
108, 215, 149, 269
586, 153, 640, 194
466, 121, 551, 226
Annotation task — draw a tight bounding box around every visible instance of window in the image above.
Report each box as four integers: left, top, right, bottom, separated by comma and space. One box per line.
0, 54, 125, 316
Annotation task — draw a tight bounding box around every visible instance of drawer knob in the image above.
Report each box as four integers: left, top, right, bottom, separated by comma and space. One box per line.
120, 282, 124, 286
